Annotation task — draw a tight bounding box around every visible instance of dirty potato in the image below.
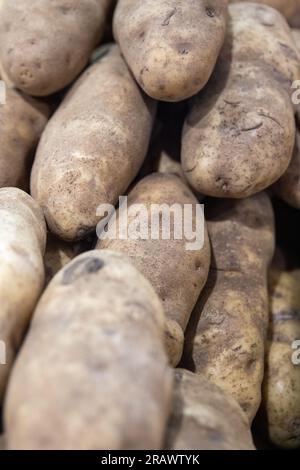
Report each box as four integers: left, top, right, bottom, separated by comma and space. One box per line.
31, 46, 156, 241
262, 268, 300, 449
182, 3, 298, 198
113, 0, 228, 101
0, 87, 49, 190
5, 250, 172, 450
0, 0, 114, 96
184, 193, 275, 423
0, 188, 46, 402
165, 369, 255, 450
97, 173, 211, 366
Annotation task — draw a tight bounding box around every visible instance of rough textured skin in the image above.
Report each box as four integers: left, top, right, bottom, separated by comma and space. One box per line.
0, 188, 46, 402
274, 132, 300, 208
184, 193, 275, 423
182, 4, 298, 198
113, 0, 228, 101
0, 0, 113, 96
262, 268, 300, 449
5, 250, 172, 450
31, 46, 156, 241
165, 369, 255, 450
0, 87, 49, 190
230, 0, 300, 19
97, 173, 211, 366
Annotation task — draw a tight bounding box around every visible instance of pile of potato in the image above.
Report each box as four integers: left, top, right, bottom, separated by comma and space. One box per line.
0, 0, 300, 450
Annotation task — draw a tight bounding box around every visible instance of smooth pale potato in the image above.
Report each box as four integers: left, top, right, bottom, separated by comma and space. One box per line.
184, 193, 275, 423
274, 132, 300, 208
165, 369, 255, 450
97, 173, 211, 366
0, 87, 49, 190
0, 0, 114, 96
31, 46, 156, 242
263, 268, 300, 449
113, 0, 228, 101
0, 188, 46, 402
182, 3, 298, 198
5, 250, 172, 450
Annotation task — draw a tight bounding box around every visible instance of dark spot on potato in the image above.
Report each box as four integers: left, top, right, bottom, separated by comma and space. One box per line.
205, 6, 216, 18
162, 8, 176, 26
62, 257, 104, 285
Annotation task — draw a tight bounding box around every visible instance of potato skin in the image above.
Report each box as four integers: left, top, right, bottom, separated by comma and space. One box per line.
182, 4, 298, 198
0, 87, 49, 190
31, 46, 156, 242
0, 0, 113, 96
230, 0, 300, 19
97, 173, 211, 366
184, 193, 275, 423
274, 132, 300, 208
0, 188, 46, 402
165, 369, 255, 450
262, 268, 300, 449
5, 250, 172, 450
113, 0, 228, 102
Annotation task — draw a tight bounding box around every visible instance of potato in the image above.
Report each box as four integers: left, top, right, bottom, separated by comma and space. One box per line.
97, 173, 211, 366
182, 3, 298, 198
0, 188, 46, 402
31, 45, 156, 242
165, 369, 255, 450
5, 250, 172, 450
273, 132, 300, 208
0, 0, 114, 96
230, 0, 300, 19
262, 268, 300, 449
0, 87, 49, 190
113, 0, 228, 101
184, 193, 275, 423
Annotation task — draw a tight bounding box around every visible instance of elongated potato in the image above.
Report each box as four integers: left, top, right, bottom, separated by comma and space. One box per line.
274, 132, 300, 208
165, 369, 255, 450
184, 193, 275, 423
182, 4, 298, 198
0, 87, 49, 190
5, 250, 172, 450
97, 173, 211, 366
31, 46, 156, 241
113, 0, 228, 102
262, 268, 300, 449
0, 0, 113, 96
0, 188, 46, 402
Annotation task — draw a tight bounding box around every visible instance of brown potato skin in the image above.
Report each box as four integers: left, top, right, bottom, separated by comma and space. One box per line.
31, 46, 156, 242
0, 188, 46, 402
274, 132, 300, 208
165, 369, 255, 450
97, 173, 211, 366
184, 193, 275, 423
262, 268, 300, 449
0, 0, 113, 96
182, 4, 298, 198
113, 0, 228, 102
5, 250, 172, 450
0, 87, 49, 190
